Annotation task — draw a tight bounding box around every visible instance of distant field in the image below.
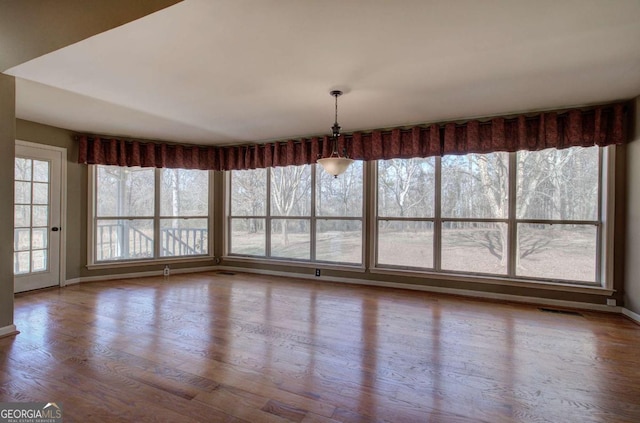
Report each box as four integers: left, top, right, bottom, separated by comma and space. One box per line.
230, 227, 596, 282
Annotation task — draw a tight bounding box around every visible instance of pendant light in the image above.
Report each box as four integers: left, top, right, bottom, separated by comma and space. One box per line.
317, 90, 354, 178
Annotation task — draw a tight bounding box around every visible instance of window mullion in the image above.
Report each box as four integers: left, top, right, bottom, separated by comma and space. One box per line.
154, 168, 161, 259
597, 146, 606, 286
363, 161, 373, 269
434, 156, 442, 272
266, 168, 272, 258
89, 165, 96, 266
226, 171, 231, 256
507, 152, 517, 278
210, 169, 216, 258
310, 165, 317, 262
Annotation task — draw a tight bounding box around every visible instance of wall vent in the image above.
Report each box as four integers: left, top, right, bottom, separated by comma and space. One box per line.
217, 271, 236, 276
538, 307, 583, 316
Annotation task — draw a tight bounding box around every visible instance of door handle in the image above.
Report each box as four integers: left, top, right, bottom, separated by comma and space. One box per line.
51, 227, 61, 232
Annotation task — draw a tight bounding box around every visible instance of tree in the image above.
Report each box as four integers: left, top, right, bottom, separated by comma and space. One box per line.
231, 168, 267, 233
316, 161, 363, 221
446, 147, 598, 271
270, 165, 311, 245
378, 158, 435, 220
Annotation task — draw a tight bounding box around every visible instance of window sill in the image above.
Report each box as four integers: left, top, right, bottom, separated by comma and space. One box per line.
369, 267, 615, 296
222, 255, 367, 273
87, 255, 215, 270
220, 256, 614, 296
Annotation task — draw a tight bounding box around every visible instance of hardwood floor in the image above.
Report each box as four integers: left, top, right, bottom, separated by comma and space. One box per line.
1, 272, 639, 422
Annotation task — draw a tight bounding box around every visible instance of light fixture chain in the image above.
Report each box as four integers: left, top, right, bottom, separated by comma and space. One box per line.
317, 89, 353, 178
335, 93, 339, 129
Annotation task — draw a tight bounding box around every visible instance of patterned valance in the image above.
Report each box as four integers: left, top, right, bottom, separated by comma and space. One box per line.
78, 102, 626, 171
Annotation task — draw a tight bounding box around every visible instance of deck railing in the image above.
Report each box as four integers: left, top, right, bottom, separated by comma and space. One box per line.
96, 223, 207, 260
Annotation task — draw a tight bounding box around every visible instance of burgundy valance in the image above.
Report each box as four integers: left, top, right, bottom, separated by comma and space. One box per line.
78, 102, 626, 171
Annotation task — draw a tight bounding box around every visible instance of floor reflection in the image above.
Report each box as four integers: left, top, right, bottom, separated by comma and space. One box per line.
1, 275, 639, 422
359, 296, 379, 417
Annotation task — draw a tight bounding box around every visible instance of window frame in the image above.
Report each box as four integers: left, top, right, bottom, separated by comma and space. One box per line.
87, 165, 214, 268
222, 146, 615, 292
373, 147, 613, 288
226, 163, 366, 267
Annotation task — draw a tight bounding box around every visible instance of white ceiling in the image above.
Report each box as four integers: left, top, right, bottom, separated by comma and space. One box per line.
6, 0, 640, 146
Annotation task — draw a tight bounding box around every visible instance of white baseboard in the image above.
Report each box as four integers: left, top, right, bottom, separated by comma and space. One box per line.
218, 265, 620, 313
0, 324, 18, 338
66, 266, 218, 284
622, 307, 640, 324
62, 264, 624, 315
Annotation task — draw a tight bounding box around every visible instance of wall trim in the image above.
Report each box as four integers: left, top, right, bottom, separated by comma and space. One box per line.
0, 324, 19, 338
622, 307, 640, 324
67, 266, 217, 284
219, 265, 621, 313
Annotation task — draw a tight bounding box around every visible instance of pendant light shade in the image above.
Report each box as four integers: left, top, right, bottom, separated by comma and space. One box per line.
317, 156, 354, 177
317, 90, 354, 178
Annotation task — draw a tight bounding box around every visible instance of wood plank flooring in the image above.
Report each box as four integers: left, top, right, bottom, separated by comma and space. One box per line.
1, 271, 639, 422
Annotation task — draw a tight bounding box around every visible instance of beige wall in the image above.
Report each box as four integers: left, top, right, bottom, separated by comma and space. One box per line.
624, 97, 640, 314
0, 75, 15, 329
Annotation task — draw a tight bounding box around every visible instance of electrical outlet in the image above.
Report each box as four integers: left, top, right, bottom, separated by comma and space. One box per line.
315, 269, 321, 277
606, 298, 616, 307
163, 265, 170, 277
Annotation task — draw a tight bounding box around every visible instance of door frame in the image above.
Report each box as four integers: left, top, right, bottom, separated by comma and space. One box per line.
15, 140, 67, 289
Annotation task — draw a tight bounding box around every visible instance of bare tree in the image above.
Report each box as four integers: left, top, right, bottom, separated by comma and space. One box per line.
316, 161, 363, 218
231, 169, 267, 233
270, 165, 311, 245
378, 158, 434, 221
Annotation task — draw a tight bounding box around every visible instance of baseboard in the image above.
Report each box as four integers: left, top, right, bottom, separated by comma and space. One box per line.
0, 324, 19, 339
68, 266, 218, 284
62, 264, 624, 315
622, 307, 640, 324
218, 265, 620, 313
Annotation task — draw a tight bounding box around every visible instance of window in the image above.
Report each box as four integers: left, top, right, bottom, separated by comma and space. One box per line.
270, 165, 312, 260
377, 158, 435, 268
228, 162, 363, 265
14, 158, 50, 274
441, 152, 509, 275
376, 146, 605, 285
92, 165, 210, 263
515, 147, 600, 282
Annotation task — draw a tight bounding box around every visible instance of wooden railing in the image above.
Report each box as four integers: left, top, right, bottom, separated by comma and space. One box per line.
162, 227, 207, 256
96, 223, 207, 260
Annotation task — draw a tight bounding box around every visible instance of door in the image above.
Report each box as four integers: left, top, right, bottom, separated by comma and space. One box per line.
14, 142, 64, 293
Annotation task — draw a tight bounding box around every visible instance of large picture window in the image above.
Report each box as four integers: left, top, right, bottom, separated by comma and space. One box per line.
515, 147, 600, 281
440, 152, 509, 274
377, 158, 435, 268
229, 162, 364, 265
376, 146, 605, 284
92, 165, 210, 263
226, 146, 609, 286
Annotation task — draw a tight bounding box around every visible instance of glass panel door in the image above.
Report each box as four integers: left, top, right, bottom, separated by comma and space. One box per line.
14, 143, 63, 293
